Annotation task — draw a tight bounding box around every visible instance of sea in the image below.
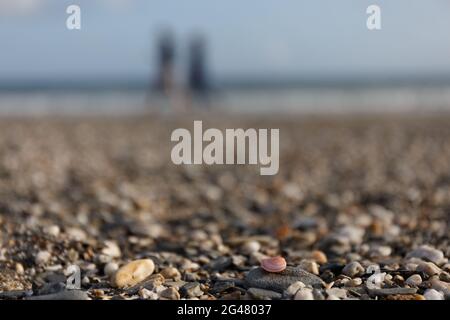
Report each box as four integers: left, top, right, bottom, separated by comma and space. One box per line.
2, 79, 450, 116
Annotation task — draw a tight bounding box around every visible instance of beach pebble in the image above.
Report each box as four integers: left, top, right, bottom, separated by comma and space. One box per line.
346, 277, 362, 287
368, 287, 417, 296
284, 281, 306, 297
44, 225, 60, 237
101, 241, 121, 258
159, 287, 180, 300
66, 228, 87, 242
342, 261, 364, 278
424, 289, 444, 300
15, 263, 25, 275
241, 241, 261, 255
246, 266, 323, 293
407, 246, 446, 265
247, 288, 282, 300
294, 288, 314, 300
139, 288, 158, 300
405, 274, 422, 287
104, 262, 119, 277
326, 288, 347, 299
299, 260, 319, 275
311, 250, 327, 264
180, 282, 203, 298
113, 259, 155, 288
417, 261, 441, 276
160, 267, 181, 280
35, 251, 51, 265
27, 290, 89, 300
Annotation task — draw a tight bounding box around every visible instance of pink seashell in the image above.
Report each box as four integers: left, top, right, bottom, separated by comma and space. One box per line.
261, 256, 287, 273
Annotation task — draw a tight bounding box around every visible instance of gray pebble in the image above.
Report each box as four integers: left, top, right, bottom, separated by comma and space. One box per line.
245, 266, 323, 293
26, 290, 89, 300
247, 288, 282, 300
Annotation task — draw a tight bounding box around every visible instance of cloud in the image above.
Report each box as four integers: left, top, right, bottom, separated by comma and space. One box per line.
0, 0, 47, 16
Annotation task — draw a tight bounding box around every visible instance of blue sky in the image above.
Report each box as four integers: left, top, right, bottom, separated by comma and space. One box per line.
1, 0, 450, 82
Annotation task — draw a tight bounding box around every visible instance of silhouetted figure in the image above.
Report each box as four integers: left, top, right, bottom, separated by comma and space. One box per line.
155, 30, 175, 94
188, 35, 209, 97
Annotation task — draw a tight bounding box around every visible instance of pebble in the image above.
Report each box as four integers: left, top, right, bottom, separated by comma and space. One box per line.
160, 267, 181, 280
417, 261, 441, 276
104, 262, 119, 277
294, 288, 314, 300
44, 225, 60, 237
180, 282, 203, 298
326, 288, 347, 299
139, 288, 158, 300
113, 259, 155, 288
342, 261, 364, 278
245, 266, 323, 293
101, 241, 121, 258
241, 241, 261, 255
159, 287, 180, 300
27, 290, 89, 300
15, 263, 25, 275
66, 228, 87, 242
423, 289, 444, 300
346, 277, 362, 287
284, 281, 305, 297
261, 256, 287, 273
407, 246, 446, 265
247, 288, 282, 300
405, 274, 422, 287
311, 250, 327, 264
35, 251, 51, 265
298, 260, 319, 275
367, 287, 417, 296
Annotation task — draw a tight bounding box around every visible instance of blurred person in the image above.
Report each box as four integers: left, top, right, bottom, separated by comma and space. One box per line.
187, 34, 210, 109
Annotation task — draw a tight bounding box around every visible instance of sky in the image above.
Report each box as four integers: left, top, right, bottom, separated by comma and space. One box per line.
1, 0, 450, 83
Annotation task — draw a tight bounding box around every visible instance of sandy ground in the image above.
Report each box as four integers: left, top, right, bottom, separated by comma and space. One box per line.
0, 113, 449, 300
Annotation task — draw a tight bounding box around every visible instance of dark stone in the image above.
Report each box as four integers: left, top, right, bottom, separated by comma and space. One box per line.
245, 267, 323, 293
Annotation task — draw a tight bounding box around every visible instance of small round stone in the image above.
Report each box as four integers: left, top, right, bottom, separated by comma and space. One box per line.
284, 281, 305, 297
342, 261, 364, 278
407, 246, 446, 265
424, 289, 444, 300
160, 267, 181, 280
113, 259, 155, 288
294, 288, 314, 300
104, 262, 119, 277
35, 251, 51, 265
159, 287, 180, 300
261, 256, 287, 273
44, 225, 60, 237
311, 250, 327, 264
101, 241, 121, 258
405, 274, 422, 287
299, 260, 319, 275
15, 263, 25, 275
241, 241, 261, 255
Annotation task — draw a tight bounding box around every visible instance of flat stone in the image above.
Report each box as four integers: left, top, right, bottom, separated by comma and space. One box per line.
407, 246, 446, 265
367, 287, 417, 297
26, 290, 89, 300
245, 266, 323, 293
0, 290, 33, 299
247, 288, 282, 300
